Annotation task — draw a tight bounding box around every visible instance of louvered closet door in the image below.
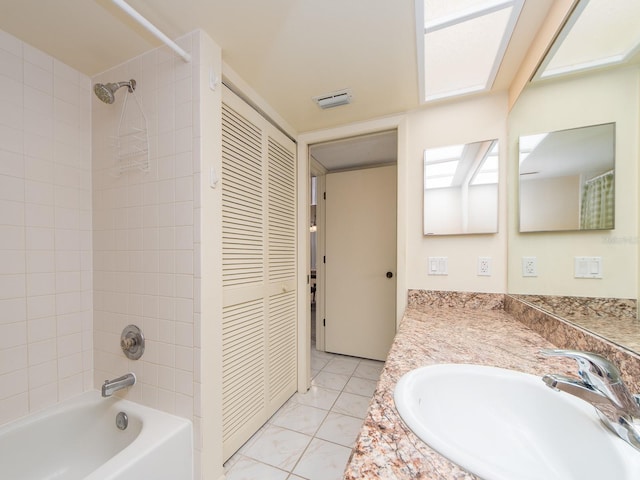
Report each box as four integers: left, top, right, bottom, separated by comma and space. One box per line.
221, 86, 297, 460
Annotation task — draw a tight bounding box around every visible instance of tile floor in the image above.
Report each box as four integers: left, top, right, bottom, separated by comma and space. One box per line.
224, 346, 384, 480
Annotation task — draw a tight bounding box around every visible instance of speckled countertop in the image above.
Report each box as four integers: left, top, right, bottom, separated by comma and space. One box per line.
343, 305, 579, 479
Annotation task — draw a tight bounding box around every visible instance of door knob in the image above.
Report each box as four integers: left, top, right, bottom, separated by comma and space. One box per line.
386, 271, 393, 278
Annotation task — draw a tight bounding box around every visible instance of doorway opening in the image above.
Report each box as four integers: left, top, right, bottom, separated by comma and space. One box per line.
308, 130, 398, 361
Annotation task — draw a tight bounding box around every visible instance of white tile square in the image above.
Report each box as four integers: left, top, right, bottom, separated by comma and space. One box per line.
0, 274, 26, 300
0, 297, 26, 325
24, 62, 53, 95
323, 356, 360, 376
226, 455, 288, 480
0, 174, 25, 202
0, 48, 22, 82
28, 360, 58, 389
29, 382, 58, 412
0, 345, 27, 375
0, 29, 22, 56
242, 424, 311, 472
291, 385, 340, 411
311, 371, 349, 392
26, 227, 54, 251
0, 393, 28, 425
0, 200, 24, 226
0, 150, 24, 178
27, 272, 55, 296
25, 203, 54, 228
292, 438, 352, 480
0, 225, 25, 250
28, 339, 56, 366
332, 392, 371, 419
27, 294, 55, 320
0, 322, 27, 350
270, 401, 328, 436
316, 412, 364, 447
0, 251, 26, 275
344, 376, 378, 397
353, 360, 384, 380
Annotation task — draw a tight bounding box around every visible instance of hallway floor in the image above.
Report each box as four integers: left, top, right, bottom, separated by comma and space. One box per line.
224, 344, 384, 480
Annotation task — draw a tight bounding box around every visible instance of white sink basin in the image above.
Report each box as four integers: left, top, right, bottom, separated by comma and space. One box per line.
394, 364, 640, 480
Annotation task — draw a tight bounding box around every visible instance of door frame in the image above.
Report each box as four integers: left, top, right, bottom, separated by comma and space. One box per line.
296, 115, 408, 392
310, 160, 327, 352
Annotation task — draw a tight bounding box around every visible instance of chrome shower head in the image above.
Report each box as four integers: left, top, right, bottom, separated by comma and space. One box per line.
93, 79, 136, 104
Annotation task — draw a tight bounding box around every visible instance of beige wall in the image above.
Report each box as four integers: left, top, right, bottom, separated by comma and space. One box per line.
0, 31, 93, 425
405, 93, 509, 294
519, 175, 580, 232
508, 65, 639, 298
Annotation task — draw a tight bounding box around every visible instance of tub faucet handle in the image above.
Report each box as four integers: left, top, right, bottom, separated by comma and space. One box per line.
120, 325, 145, 360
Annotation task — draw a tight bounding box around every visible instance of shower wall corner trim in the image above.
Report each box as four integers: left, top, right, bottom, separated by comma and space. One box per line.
112, 0, 192, 63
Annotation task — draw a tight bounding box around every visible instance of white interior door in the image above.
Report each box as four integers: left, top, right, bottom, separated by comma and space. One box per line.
324, 165, 396, 361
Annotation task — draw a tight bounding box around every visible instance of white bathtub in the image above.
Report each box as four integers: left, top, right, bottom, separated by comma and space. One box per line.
0, 390, 193, 480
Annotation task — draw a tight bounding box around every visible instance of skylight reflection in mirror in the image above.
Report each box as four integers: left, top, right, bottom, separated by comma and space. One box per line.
537, 0, 640, 79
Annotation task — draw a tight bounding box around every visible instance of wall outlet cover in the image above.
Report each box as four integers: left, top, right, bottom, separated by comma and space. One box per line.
522, 257, 537, 277
478, 257, 491, 276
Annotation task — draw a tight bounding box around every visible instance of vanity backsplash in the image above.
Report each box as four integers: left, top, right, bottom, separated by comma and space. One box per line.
407, 290, 640, 393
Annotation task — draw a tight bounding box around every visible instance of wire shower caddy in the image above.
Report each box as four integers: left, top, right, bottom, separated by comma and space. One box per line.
110, 86, 150, 175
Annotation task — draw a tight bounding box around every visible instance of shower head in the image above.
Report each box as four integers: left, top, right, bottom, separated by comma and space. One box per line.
93, 79, 136, 104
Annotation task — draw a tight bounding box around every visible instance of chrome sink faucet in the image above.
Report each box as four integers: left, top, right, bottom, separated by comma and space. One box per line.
102, 373, 136, 397
541, 348, 640, 452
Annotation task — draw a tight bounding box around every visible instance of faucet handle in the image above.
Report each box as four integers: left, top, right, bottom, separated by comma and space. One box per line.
540, 348, 622, 386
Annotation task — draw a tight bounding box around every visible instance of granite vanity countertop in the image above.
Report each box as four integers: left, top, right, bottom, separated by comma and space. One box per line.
343, 306, 576, 480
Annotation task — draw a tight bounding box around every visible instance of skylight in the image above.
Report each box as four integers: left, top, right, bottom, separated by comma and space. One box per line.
416, 0, 525, 102
536, 0, 640, 80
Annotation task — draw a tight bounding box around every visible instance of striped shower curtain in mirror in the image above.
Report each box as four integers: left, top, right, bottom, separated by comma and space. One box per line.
580, 172, 614, 229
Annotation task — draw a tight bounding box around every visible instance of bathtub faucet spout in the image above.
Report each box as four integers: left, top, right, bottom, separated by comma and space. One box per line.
102, 373, 136, 397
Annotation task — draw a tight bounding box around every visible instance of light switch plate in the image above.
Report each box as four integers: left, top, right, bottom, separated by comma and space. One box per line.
575, 256, 602, 278
427, 257, 448, 276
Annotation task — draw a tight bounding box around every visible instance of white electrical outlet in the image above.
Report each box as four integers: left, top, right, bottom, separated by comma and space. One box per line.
427, 257, 448, 276
522, 257, 537, 277
478, 257, 491, 276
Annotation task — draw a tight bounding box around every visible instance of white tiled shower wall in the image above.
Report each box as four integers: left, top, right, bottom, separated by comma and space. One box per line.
91, 29, 202, 457
0, 30, 93, 424
0, 27, 205, 473
92, 31, 199, 416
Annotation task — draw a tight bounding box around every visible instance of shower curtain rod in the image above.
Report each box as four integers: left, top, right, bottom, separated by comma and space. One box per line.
585, 169, 614, 184
112, 0, 191, 63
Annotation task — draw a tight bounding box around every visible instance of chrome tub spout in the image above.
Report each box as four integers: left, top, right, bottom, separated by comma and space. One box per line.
102, 373, 136, 397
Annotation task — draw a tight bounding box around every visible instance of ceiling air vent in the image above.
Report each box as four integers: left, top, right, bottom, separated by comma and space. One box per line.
313, 89, 352, 109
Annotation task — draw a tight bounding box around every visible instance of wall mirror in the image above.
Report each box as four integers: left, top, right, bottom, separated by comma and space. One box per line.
519, 122, 615, 233
423, 139, 499, 235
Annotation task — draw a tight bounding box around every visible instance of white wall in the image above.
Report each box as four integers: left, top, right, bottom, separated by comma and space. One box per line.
405, 93, 509, 294
0, 30, 93, 425
508, 66, 639, 298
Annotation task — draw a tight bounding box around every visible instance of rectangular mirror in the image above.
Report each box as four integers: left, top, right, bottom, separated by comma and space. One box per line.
423, 139, 499, 235
519, 123, 615, 233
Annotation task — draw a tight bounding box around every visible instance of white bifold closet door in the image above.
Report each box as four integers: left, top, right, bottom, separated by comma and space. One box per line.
221, 86, 297, 460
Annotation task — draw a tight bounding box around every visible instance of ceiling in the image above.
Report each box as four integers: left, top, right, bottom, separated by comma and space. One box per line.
0, 0, 557, 135
310, 130, 398, 172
